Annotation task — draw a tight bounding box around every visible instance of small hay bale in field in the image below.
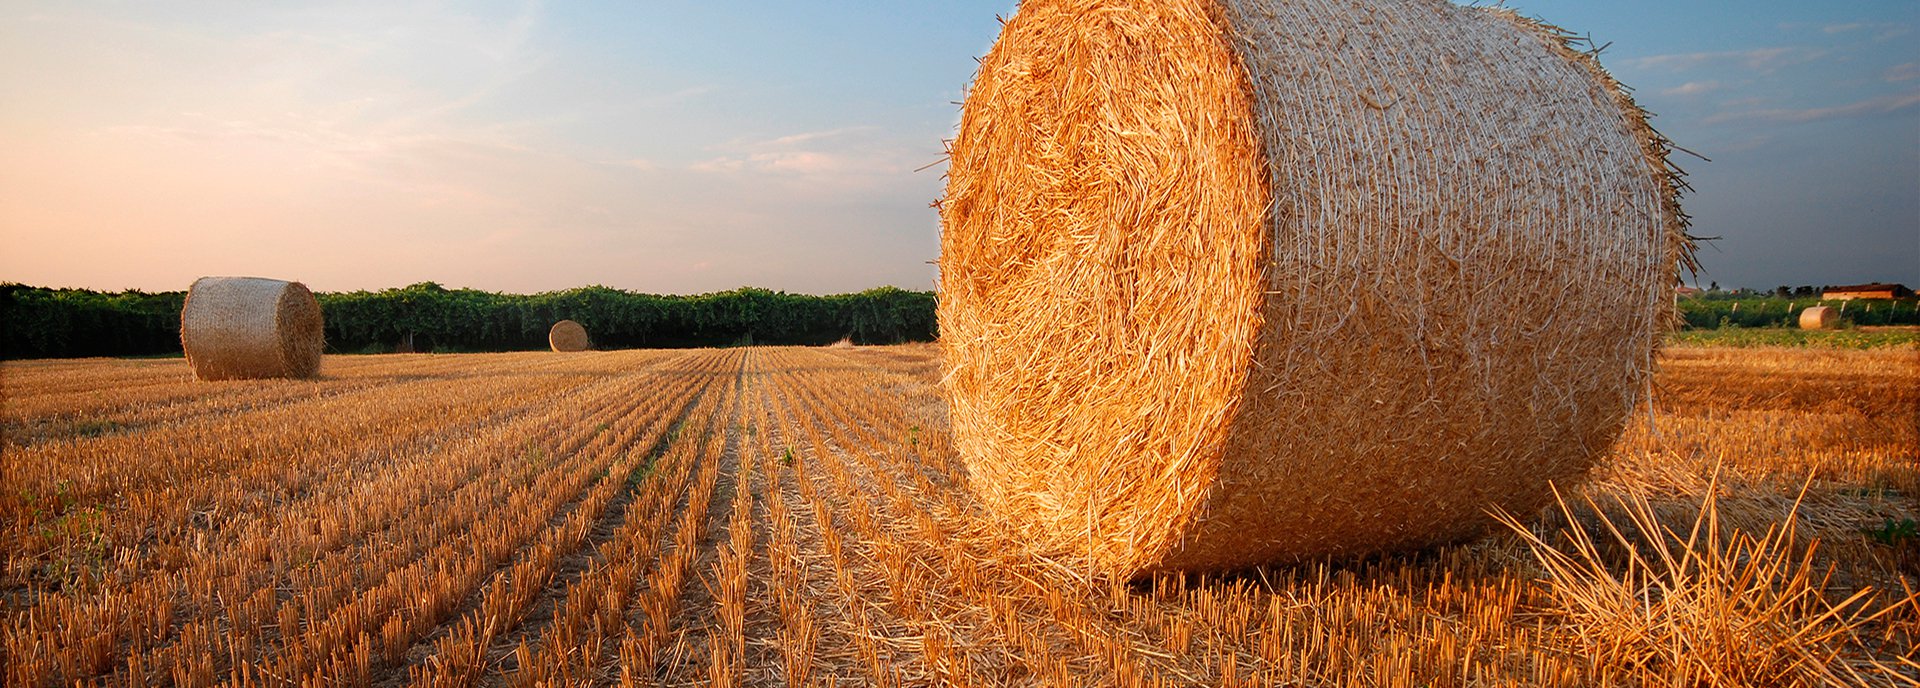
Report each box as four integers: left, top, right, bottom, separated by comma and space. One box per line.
1798, 306, 1837, 330
939, 0, 1690, 577
549, 320, 590, 352
179, 276, 324, 381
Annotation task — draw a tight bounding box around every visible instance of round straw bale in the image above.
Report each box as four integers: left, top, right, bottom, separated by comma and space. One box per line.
179, 276, 324, 381
549, 320, 590, 352
1798, 306, 1837, 330
939, 0, 1689, 576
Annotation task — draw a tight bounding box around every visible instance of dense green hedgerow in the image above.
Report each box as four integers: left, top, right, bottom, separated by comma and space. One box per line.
1675, 296, 1920, 330
10, 284, 1916, 359
2, 282, 935, 359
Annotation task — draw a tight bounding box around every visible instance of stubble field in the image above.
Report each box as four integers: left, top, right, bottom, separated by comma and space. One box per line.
3, 344, 1916, 686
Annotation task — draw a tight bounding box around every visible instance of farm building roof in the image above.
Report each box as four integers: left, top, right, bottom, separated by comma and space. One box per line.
1821, 283, 1913, 297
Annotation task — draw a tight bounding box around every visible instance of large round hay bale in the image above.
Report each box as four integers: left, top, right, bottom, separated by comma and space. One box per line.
1798, 306, 1837, 330
939, 0, 1689, 576
180, 277, 324, 381
549, 320, 590, 352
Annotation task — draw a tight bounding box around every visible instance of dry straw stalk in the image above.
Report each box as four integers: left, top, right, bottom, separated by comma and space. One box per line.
939, 0, 1691, 577
179, 276, 324, 381
549, 319, 591, 352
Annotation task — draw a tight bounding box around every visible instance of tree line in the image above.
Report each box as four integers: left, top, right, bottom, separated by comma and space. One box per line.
8, 281, 1915, 360
2, 282, 936, 359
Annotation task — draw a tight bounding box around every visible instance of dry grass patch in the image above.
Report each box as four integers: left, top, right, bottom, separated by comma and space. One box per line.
1500, 476, 1910, 686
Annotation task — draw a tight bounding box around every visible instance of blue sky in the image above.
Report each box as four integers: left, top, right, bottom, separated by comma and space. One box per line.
1499, 0, 1918, 291
1, 1, 1913, 294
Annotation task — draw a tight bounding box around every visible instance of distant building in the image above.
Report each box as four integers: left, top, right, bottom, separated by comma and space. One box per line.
1821, 283, 1914, 300
1674, 285, 1704, 298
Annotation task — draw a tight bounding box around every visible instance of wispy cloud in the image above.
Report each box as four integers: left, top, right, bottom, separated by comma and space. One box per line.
1627, 47, 1827, 73
693, 151, 851, 176
1704, 90, 1920, 125
691, 126, 916, 189
767, 126, 877, 147
1820, 21, 1911, 42
1661, 81, 1723, 97
1886, 62, 1920, 83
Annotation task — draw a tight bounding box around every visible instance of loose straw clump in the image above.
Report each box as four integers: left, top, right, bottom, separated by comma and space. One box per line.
180, 277, 324, 381
939, 0, 1690, 577
549, 320, 590, 352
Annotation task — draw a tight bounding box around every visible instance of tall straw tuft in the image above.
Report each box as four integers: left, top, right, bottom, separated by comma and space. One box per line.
1494, 478, 1903, 685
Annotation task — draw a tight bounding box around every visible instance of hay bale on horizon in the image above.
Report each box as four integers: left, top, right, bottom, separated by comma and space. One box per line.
549, 320, 590, 352
1798, 306, 1838, 330
180, 276, 324, 381
939, 0, 1689, 577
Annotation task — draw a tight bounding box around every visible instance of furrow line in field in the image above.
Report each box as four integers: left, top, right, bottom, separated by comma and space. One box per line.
4, 350, 685, 596
753, 350, 1022, 686
639, 349, 756, 688
773, 348, 1198, 685
4, 361, 621, 558
471, 350, 744, 688
615, 351, 739, 685
0, 353, 701, 686
488, 364, 721, 687
381, 350, 736, 687
130, 351, 705, 686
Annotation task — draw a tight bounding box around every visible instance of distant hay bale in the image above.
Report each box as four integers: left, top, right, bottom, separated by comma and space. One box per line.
939, 0, 1689, 576
828, 337, 856, 349
179, 277, 324, 381
549, 320, 590, 352
1798, 306, 1837, 330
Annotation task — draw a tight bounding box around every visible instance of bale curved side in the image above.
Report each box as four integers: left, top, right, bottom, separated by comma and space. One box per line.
549, 320, 590, 352
1799, 306, 1837, 330
180, 277, 324, 381
939, 0, 1685, 577
1157, 0, 1684, 572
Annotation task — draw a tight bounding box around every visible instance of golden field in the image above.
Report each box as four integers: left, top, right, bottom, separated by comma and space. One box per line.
2, 344, 1915, 686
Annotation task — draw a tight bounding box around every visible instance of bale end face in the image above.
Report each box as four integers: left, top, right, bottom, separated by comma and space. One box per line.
939, 0, 1270, 576
549, 320, 591, 352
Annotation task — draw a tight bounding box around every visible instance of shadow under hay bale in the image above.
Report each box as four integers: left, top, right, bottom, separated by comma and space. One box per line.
939, 0, 1690, 577
549, 319, 590, 352
179, 276, 324, 381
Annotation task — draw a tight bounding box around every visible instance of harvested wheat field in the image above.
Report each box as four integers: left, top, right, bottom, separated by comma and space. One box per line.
2, 344, 1916, 687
